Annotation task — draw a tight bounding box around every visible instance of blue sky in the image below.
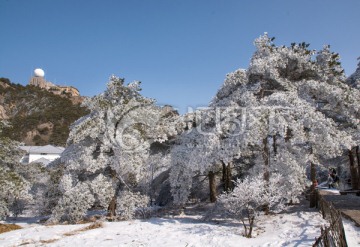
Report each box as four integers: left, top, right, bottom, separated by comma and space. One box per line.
1, 0, 359, 114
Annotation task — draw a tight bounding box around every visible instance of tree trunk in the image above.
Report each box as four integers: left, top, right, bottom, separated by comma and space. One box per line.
357, 146, 360, 190
222, 161, 233, 192
262, 137, 270, 214
222, 161, 227, 192
248, 216, 255, 238
262, 138, 270, 182
309, 162, 317, 208
349, 149, 359, 190
107, 172, 122, 218
241, 219, 248, 238
272, 135, 277, 155
107, 197, 117, 218
310, 162, 316, 185
208, 171, 217, 203
226, 162, 232, 192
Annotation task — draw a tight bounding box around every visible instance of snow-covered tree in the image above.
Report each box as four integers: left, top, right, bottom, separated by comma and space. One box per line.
116, 190, 149, 220
169, 122, 203, 205
169, 33, 360, 207
346, 57, 360, 89
226, 34, 357, 197
218, 174, 285, 238
169, 104, 248, 204
49, 76, 181, 222
345, 57, 360, 189
0, 121, 32, 219
48, 35, 360, 222
29, 163, 63, 216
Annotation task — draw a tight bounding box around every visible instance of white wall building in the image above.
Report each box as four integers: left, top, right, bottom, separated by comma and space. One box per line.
19, 145, 64, 165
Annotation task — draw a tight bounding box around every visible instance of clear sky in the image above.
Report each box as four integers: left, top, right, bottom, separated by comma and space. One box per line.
1, 0, 359, 114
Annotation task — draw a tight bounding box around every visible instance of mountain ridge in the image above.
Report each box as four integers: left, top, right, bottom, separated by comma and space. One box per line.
0, 77, 89, 146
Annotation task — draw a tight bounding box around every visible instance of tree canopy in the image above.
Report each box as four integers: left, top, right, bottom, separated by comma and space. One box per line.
27, 34, 360, 224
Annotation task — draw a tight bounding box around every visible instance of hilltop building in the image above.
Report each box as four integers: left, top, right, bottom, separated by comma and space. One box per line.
29, 68, 80, 97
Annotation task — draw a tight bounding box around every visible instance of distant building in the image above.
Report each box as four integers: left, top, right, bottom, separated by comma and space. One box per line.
29, 74, 57, 90
29, 68, 80, 97
19, 144, 65, 165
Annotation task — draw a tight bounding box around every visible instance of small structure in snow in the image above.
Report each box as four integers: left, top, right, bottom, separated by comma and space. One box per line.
19, 144, 64, 165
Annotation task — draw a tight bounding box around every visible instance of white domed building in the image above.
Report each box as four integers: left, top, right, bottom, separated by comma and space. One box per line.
34, 68, 45, 77
28, 68, 80, 97
29, 68, 55, 89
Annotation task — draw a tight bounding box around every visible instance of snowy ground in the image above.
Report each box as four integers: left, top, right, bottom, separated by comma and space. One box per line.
1, 203, 359, 247
343, 218, 360, 247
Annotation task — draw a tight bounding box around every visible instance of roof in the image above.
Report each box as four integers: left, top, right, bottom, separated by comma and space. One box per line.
19, 145, 65, 154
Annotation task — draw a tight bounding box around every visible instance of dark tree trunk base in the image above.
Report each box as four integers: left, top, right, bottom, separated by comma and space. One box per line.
310, 162, 317, 208
209, 171, 217, 203
349, 149, 359, 190
107, 197, 117, 218
222, 161, 233, 193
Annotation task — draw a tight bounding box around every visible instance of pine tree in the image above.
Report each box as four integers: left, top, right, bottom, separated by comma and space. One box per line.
169, 33, 360, 207
49, 76, 181, 222
0, 121, 32, 219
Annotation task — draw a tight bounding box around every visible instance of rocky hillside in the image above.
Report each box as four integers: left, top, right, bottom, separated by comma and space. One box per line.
0, 78, 89, 146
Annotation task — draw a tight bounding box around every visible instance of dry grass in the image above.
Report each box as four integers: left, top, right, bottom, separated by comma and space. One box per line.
63, 232, 77, 237
40, 239, 58, 244
19, 240, 34, 246
0, 223, 22, 234
80, 221, 103, 231
18, 238, 58, 245
63, 221, 104, 237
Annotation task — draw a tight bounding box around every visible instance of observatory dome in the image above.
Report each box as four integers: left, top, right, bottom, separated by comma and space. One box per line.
34, 68, 45, 77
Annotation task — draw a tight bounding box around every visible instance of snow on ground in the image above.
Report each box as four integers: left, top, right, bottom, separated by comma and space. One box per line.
343, 218, 360, 247
1, 201, 359, 247
0, 208, 325, 246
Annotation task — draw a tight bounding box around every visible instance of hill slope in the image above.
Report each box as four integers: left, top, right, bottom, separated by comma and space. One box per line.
0, 78, 89, 146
